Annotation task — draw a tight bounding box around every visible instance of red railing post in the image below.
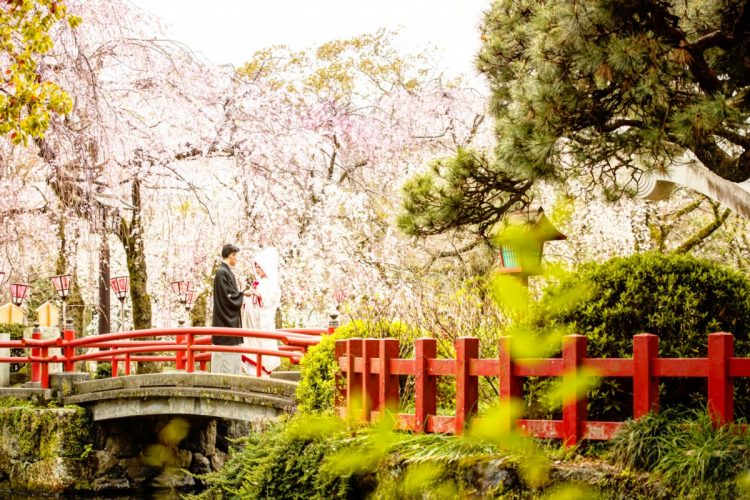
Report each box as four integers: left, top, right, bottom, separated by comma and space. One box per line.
31, 327, 41, 384
124, 353, 131, 375
335, 339, 347, 416
499, 335, 522, 433
633, 333, 659, 418
362, 338, 380, 421
175, 333, 186, 370
40, 344, 49, 389
378, 338, 400, 415
345, 338, 363, 419
255, 353, 263, 378
455, 337, 479, 434
708, 332, 734, 426
562, 334, 587, 447
63, 327, 75, 372
111, 356, 119, 378
414, 337, 437, 433
186, 332, 195, 373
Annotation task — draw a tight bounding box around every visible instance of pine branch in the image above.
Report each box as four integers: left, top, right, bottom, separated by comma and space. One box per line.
424, 238, 487, 269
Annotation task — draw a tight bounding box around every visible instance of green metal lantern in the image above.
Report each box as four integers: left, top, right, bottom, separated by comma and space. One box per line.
497, 209, 566, 277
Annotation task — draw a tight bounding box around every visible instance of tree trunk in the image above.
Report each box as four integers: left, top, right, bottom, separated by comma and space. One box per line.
117, 177, 155, 373
55, 216, 86, 335
119, 177, 152, 331
190, 290, 208, 327
97, 235, 110, 336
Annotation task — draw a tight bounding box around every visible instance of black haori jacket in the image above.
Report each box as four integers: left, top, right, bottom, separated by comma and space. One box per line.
211, 262, 244, 345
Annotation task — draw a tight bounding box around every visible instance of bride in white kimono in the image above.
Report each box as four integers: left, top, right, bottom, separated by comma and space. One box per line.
241, 247, 282, 376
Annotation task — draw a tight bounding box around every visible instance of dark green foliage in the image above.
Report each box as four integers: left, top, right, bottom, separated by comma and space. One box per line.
191, 415, 665, 499
398, 148, 532, 237
0, 323, 25, 340
0, 323, 29, 374
95, 362, 112, 379
529, 253, 750, 418
478, 0, 750, 186
609, 410, 750, 499
190, 417, 374, 499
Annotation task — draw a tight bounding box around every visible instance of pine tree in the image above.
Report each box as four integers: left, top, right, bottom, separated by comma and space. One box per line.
401, 0, 750, 237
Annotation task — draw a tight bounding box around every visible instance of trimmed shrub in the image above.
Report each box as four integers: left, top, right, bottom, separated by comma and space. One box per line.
528, 253, 750, 419
296, 320, 419, 415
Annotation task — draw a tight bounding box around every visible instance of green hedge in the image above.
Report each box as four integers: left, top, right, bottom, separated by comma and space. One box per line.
528, 253, 750, 419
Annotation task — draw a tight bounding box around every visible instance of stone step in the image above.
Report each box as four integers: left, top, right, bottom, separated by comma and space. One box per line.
270, 371, 301, 382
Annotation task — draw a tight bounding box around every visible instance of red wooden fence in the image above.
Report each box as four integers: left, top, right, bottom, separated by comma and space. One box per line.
336, 332, 740, 445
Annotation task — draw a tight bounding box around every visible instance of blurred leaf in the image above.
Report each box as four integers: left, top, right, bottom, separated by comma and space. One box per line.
545, 366, 601, 410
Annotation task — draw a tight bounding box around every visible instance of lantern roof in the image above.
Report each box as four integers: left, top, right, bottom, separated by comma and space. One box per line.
498, 207, 567, 242
496, 208, 567, 277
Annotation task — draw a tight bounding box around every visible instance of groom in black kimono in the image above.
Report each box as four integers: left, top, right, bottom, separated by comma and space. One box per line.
211, 244, 251, 373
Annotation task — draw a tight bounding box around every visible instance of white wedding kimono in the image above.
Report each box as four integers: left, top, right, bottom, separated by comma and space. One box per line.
241, 247, 282, 376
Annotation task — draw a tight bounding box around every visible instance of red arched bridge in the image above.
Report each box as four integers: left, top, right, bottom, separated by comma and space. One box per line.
0, 325, 327, 421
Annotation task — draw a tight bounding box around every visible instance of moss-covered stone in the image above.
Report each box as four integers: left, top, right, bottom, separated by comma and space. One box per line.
0, 404, 92, 461
0, 404, 95, 493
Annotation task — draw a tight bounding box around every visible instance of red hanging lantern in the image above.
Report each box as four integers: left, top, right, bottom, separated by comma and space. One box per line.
333, 288, 347, 306
51, 274, 72, 300
9, 283, 30, 307
184, 288, 196, 311
110, 276, 130, 301
171, 280, 192, 305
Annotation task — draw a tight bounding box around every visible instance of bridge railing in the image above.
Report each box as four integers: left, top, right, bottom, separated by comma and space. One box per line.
336, 332, 739, 446
0, 325, 327, 388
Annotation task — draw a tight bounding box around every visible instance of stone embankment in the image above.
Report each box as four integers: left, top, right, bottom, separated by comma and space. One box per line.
0, 402, 258, 495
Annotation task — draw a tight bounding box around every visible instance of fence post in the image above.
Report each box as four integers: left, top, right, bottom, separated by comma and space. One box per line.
40, 344, 49, 389
455, 337, 479, 434
31, 325, 41, 384
111, 356, 119, 378
335, 339, 347, 416
0, 333, 9, 387
186, 332, 195, 373
175, 334, 186, 370
414, 337, 437, 433
562, 334, 587, 446
62, 320, 75, 373
708, 332, 734, 426
378, 338, 400, 416
361, 339, 380, 422
633, 334, 659, 418
346, 339, 363, 420
499, 336, 522, 433
124, 353, 131, 375
175, 320, 186, 371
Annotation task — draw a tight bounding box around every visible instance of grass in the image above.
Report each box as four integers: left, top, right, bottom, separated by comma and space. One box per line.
608, 408, 750, 499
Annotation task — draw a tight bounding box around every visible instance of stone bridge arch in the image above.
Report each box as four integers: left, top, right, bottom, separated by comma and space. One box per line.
63, 372, 297, 422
